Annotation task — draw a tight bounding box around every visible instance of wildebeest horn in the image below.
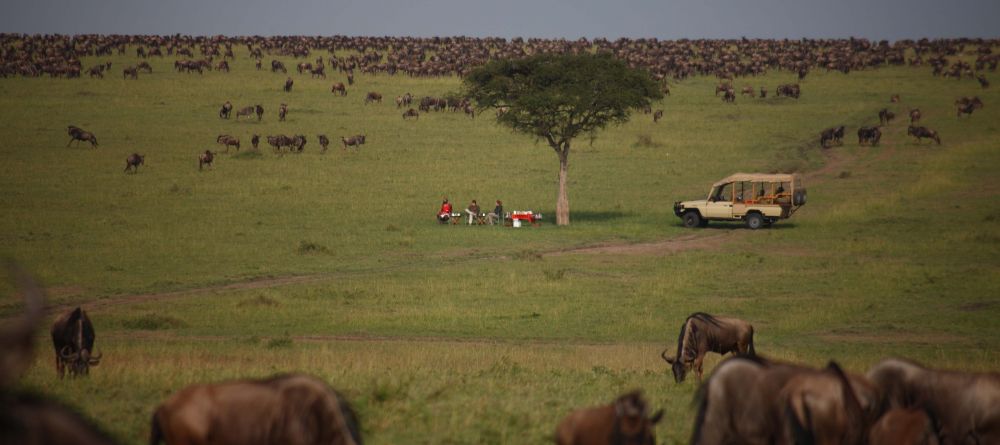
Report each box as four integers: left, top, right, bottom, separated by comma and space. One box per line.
661, 348, 674, 364
60, 345, 79, 361
88, 350, 102, 365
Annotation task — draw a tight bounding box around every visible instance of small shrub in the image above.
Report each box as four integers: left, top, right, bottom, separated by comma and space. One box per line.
297, 241, 331, 255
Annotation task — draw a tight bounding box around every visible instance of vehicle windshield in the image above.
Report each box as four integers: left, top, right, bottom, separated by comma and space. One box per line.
710, 183, 733, 202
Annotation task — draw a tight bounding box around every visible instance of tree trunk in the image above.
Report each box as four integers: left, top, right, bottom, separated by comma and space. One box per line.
556, 142, 570, 226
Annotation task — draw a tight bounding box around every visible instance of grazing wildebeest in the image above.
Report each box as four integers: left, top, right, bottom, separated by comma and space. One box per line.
858, 126, 882, 146
270, 59, 286, 73
879, 108, 895, 125
149, 373, 363, 445
365, 91, 382, 104
714, 83, 731, 96
759, 86, 767, 98
722, 89, 735, 103
219, 101, 232, 119
251, 134, 260, 150
653, 109, 664, 122
1, 266, 121, 445
660, 313, 755, 383
956, 102, 977, 118
891, 94, 901, 103
867, 358, 1000, 445
124, 153, 144, 173
907, 125, 941, 144
909, 108, 922, 123
216, 60, 229, 72
296, 62, 312, 74
741, 86, 756, 97
318, 134, 330, 152
341, 135, 365, 150
954, 96, 984, 109
868, 409, 940, 445
776, 83, 801, 98
977, 74, 990, 89
123, 66, 138, 79
136, 61, 152, 73
402, 108, 419, 120
216, 135, 240, 152
311, 65, 325, 78
235, 106, 254, 120
283, 77, 294, 92
331, 82, 347, 96
691, 357, 877, 445
255, 104, 264, 121
820, 126, 845, 148
555, 390, 663, 445
278, 103, 288, 121
292, 135, 307, 152
50, 307, 102, 378
87, 66, 104, 78
67, 125, 98, 148
198, 150, 214, 170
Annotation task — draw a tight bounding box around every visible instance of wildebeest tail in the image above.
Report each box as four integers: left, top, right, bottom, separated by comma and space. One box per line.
149, 408, 164, 445
747, 327, 756, 357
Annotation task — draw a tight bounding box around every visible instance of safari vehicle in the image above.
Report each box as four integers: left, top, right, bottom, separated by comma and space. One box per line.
673, 173, 806, 229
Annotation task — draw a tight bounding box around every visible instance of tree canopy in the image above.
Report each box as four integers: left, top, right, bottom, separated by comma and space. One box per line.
464, 52, 663, 225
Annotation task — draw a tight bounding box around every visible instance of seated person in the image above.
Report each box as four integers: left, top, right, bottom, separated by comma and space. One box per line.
465, 199, 481, 225
486, 200, 503, 225
437, 198, 452, 223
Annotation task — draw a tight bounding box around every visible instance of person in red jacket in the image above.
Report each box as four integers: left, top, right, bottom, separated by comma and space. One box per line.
437, 198, 453, 223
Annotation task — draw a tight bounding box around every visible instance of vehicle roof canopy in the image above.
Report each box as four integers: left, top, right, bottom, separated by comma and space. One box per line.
712, 173, 802, 187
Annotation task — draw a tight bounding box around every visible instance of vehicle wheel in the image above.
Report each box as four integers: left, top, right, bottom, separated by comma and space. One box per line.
682, 211, 702, 228
745, 213, 765, 230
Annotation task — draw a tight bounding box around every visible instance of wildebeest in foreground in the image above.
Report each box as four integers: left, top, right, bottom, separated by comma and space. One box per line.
858, 126, 882, 146
50, 307, 102, 378
879, 108, 895, 125
868, 408, 940, 445
820, 125, 845, 147
653, 109, 664, 122
198, 150, 214, 170
216, 135, 240, 152
907, 126, 941, 144
318, 134, 330, 152
283, 77, 294, 92
219, 101, 232, 119
331, 82, 347, 96
124, 153, 144, 173
660, 313, 755, 383
867, 357, 1000, 445
67, 125, 98, 148
1, 266, 121, 445
149, 373, 363, 445
341, 135, 365, 150
555, 390, 663, 445
365, 91, 382, 104
402, 108, 419, 120
691, 357, 875, 445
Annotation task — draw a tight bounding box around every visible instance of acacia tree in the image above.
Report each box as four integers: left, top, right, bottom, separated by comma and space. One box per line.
465, 52, 662, 226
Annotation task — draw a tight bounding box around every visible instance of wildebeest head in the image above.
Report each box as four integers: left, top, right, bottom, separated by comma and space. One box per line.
52, 307, 102, 378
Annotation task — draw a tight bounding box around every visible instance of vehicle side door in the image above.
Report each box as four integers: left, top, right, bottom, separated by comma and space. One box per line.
703, 183, 734, 219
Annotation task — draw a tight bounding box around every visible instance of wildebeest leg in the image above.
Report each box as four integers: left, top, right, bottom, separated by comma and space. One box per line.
67, 136, 76, 147
695, 353, 706, 383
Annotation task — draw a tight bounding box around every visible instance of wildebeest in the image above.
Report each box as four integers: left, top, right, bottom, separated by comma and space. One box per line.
331, 82, 347, 96
714, 83, 731, 96
653, 109, 664, 122
365, 92, 382, 104
555, 390, 663, 445
198, 150, 214, 170
879, 108, 895, 125
318, 134, 330, 152
463, 104, 475, 118
1, 266, 121, 445
283, 77, 294, 92
149, 373, 363, 445
251, 134, 260, 150
776, 83, 800, 98
396, 93, 413, 108
235, 106, 254, 120
740, 86, 756, 97
219, 101, 232, 119
311, 65, 326, 78
868, 409, 940, 445
216, 60, 229, 72
858, 126, 882, 146
123, 66, 138, 79
691, 357, 876, 445
67, 125, 98, 148
292, 135, 307, 152
907, 125, 941, 144
402, 108, 419, 120
909, 108, 922, 123
216, 134, 240, 152
891, 94, 901, 103
87, 66, 104, 78
660, 313, 755, 383
136, 61, 152, 74
124, 153, 144, 173
270, 59, 286, 73
759, 86, 767, 98
296, 62, 312, 74
341, 135, 365, 150
956, 102, 977, 118
50, 307, 102, 378
255, 104, 264, 121
347, 71, 354, 85
278, 103, 288, 121
722, 89, 735, 103
867, 358, 1000, 445
820, 126, 845, 147
954, 96, 984, 109
977, 74, 990, 89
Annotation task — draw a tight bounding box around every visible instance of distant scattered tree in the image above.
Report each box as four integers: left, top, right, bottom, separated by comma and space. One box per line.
465, 53, 662, 225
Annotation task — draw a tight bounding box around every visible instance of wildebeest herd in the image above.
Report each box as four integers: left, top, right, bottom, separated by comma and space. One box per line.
817, 91, 972, 149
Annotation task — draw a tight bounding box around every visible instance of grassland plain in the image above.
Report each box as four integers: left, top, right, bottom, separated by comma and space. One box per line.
1, 45, 999, 444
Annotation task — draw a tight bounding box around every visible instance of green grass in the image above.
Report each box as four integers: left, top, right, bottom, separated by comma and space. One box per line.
2, 46, 1000, 444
